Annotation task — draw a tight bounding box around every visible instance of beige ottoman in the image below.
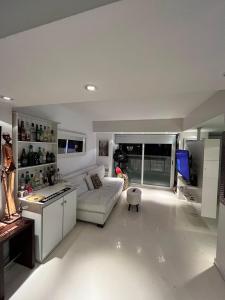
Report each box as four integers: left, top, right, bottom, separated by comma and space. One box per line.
127, 188, 142, 212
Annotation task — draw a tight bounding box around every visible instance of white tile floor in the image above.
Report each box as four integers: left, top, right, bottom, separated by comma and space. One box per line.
5, 188, 225, 300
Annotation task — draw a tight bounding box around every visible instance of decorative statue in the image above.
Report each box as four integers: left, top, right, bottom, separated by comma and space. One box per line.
1, 133, 18, 222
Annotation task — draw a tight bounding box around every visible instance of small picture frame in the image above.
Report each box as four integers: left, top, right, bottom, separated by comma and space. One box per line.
99, 140, 109, 157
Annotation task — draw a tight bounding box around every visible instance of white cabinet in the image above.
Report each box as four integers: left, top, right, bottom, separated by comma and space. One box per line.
23, 189, 77, 262
63, 191, 77, 237
43, 198, 64, 259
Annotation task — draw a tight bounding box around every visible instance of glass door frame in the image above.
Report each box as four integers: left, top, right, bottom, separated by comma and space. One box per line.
140, 143, 176, 188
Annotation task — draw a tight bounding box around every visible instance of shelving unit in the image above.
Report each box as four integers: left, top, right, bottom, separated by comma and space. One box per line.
18, 162, 56, 171
12, 112, 58, 194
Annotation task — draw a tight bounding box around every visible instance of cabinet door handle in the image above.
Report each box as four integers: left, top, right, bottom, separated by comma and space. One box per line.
64, 200, 67, 204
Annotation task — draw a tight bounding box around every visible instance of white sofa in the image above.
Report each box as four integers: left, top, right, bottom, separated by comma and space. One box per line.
64, 165, 124, 227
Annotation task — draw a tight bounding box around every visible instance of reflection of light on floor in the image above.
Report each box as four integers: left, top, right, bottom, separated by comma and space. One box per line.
137, 246, 142, 254
158, 255, 166, 264
116, 241, 121, 249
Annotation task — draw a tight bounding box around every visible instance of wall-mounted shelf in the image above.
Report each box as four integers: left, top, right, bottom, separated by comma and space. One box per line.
18, 162, 56, 171
13, 112, 58, 193
18, 141, 57, 145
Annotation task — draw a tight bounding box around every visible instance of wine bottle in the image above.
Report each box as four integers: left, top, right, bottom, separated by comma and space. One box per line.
36, 124, 40, 142
46, 151, 51, 163
43, 126, 48, 142
39, 125, 44, 142
51, 129, 54, 142
25, 121, 31, 141
27, 145, 34, 166
38, 147, 43, 164
18, 119, 21, 140
20, 148, 28, 167
42, 148, 46, 164
31, 123, 36, 141
21, 121, 26, 141
39, 170, 44, 187
25, 171, 30, 184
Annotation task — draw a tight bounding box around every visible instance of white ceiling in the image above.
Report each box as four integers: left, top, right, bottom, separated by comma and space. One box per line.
0, 0, 225, 120
198, 114, 225, 130
65, 91, 214, 121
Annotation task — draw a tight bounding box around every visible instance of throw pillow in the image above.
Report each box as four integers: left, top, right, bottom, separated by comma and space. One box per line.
91, 174, 103, 189
85, 175, 94, 190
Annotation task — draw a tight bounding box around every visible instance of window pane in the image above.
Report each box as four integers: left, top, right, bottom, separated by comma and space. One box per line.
58, 139, 67, 154
143, 144, 171, 187
67, 140, 83, 153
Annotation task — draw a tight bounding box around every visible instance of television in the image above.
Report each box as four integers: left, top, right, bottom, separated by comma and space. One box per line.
176, 150, 190, 181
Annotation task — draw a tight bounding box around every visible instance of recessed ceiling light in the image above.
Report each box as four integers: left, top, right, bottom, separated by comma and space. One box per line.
0, 95, 13, 101
85, 84, 97, 92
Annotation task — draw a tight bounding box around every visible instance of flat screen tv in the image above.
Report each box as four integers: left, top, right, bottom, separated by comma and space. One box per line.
176, 150, 190, 181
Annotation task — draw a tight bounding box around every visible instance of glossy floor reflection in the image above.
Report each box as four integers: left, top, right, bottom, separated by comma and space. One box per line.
6, 188, 225, 300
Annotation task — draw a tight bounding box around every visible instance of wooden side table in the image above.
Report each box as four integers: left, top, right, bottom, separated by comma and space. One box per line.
0, 217, 35, 300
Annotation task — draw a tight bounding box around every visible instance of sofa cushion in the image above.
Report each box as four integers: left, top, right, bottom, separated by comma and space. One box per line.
85, 174, 94, 190
77, 180, 89, 197
88, 165, 105, 180
91, 174, 102, 189
77, 177, 124, 214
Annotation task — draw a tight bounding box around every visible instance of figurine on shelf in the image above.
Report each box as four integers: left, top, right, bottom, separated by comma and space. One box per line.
1, 133, 20, 223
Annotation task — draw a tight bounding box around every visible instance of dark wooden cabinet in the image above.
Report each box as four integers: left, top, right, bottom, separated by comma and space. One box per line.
0, 217, 35, 300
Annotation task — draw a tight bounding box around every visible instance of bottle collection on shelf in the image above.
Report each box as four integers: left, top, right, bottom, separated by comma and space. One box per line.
18, 119, 55, 142
19, 145, 56, 168
18, 167, 62, 197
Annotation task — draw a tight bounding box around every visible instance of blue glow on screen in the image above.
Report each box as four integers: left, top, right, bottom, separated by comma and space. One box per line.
176, 150, 190, 181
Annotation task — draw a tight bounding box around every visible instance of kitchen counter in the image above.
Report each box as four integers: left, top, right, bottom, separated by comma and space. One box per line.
17, 182, 77, 213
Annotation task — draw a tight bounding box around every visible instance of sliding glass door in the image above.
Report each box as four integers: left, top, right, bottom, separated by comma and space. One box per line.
115, 134, 176, 188
143, 144, 172, 187
120, 144, 142, 184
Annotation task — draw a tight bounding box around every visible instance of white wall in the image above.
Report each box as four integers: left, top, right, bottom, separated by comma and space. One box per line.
16, 104, 96, 175
93, 118, 183, 133
0, 102, 13, 215
96, 132, 114, 176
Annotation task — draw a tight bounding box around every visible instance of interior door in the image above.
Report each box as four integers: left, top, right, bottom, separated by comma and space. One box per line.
63, 191, 77, 237
42, 198, 63, 259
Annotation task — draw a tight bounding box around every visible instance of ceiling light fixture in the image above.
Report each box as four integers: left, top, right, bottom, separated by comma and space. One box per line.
85, 84, 97, 92
0, 95, 13, 101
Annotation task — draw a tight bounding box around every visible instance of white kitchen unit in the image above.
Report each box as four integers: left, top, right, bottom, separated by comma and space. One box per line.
19, 184, 77, 262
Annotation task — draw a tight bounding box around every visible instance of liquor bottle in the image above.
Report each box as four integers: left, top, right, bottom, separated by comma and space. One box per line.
27, 145, 34, 166
20, 148, 28, 167
19, 173, 26, 190
18, 119, 21, 140
33, 152, 39, 165
39, 125, 44, 142
20, 120, 26, 141
38, 147, 43, 164
25, 171, 30, 184
43, 168, 48, 186
34, 171, 40, 188
46, 151, 51, 163
30, 173, 35, 189
36, 124, 40, 142
43, 126, 48, 142
47, 127, 51, 142
39, 170, 44, 187
50, 152, 56, 163
42, 148, 46, 164
25, 121, 31, 141
51, 129, 54, 142
31, 123, 36, 141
